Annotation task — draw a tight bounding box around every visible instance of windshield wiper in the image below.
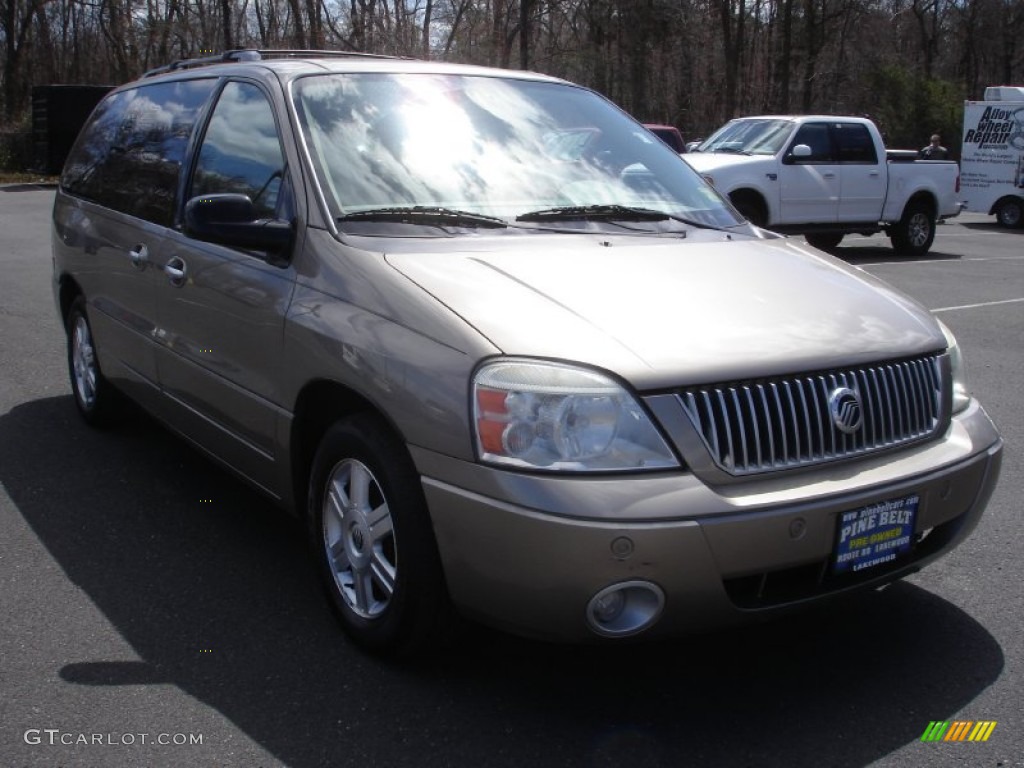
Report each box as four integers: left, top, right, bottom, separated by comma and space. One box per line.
516, 204, 725, 231
338, 206, 507, 228
710, 147, 752, 155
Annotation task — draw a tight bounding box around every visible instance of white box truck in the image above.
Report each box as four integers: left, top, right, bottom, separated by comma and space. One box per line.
960, 86, 1024, 228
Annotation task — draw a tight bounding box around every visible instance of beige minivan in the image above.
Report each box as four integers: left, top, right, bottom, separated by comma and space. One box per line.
53, 50, 1003, 654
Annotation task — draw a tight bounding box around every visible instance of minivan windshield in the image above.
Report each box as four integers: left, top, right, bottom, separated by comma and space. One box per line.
292, 73, 741, 232
695, 118, 795, 155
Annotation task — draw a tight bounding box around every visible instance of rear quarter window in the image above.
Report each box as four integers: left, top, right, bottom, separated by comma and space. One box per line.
62, 79, 216, 226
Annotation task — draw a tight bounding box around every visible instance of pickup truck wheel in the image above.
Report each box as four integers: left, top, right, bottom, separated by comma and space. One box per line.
889, 203, 935, 255
66, 296, 124, 427
995, 198, 1023, 228
730, 194, 768, 228
805, 233, 843, 251
308, 414, 452, 656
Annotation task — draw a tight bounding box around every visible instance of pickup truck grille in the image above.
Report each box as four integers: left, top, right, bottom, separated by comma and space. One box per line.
676, 354, 944, 476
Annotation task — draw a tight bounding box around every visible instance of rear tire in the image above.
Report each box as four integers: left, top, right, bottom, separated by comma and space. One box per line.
805, 233, 844, 251
995, 198, 1023, 229
66, 296, 124, 427
308, 414, 452, 656
889, 202, 935, 255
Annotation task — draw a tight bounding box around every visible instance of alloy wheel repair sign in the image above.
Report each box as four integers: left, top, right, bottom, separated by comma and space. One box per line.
961, 102, 1024, 197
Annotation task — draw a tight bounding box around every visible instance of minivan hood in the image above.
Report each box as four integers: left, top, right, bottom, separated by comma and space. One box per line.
385, 235, 944, 389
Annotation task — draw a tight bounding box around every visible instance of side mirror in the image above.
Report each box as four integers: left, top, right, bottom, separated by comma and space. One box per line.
184, 194, 293, 255
784, 144, 813, 164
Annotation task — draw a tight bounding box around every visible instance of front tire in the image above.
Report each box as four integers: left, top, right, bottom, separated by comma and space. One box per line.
889, 202, 935, 255
995, 198, 1023, 229
730, 192, 768, 228
805, 233, 844, 251
66, 296, 123, 427
308, 414, 451, 655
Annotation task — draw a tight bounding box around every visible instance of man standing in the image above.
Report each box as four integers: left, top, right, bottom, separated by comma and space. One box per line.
920, 134, 949, 160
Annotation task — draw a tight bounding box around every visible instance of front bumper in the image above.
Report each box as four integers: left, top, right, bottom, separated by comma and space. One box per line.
414, 401, 1002, 642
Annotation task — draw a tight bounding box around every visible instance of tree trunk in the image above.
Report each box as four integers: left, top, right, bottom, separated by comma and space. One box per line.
221, 0, 233, 48
519, 0, 530, 69
776, 0, 793, 113
422, 0, 432, 58
720, 0, 746, 118
288, 0, 307, 47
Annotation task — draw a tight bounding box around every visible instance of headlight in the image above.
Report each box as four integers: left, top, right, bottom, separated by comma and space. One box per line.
472, 360, 679, 472
937, 320, 970, 414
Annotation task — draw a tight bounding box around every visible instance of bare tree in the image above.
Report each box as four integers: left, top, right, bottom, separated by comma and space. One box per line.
6, 0, 1024, 169
2, 0, 47, 117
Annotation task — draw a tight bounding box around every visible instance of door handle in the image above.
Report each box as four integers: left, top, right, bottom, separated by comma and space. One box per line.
869, 170, 881, 177
823, 172, 837, 179
128, 244, 149, 268
164, 257, 187, 287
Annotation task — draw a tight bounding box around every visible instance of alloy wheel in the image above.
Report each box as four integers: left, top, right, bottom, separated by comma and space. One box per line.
322, 458, 397, 619
908, 212, 932, 249
72, 314, 98, 410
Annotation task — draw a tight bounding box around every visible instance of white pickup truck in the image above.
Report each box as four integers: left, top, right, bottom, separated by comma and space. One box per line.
684, 115, 961, 254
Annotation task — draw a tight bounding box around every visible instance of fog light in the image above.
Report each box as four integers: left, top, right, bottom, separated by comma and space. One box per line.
585, 581, 665, 637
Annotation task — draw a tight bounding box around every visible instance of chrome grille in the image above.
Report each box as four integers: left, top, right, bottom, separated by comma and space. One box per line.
677, 355, 944, 475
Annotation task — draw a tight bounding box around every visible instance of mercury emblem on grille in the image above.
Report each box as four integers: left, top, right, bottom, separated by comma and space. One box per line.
829, 387, 863, 434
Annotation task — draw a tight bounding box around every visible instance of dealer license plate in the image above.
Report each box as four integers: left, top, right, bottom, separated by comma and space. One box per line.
832, 494, 919, 575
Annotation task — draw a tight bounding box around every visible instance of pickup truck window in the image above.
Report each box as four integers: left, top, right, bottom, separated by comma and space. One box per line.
789, 123, 833, 162
834, 123, 878, 164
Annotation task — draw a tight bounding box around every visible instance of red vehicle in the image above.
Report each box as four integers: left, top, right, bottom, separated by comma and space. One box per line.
643, 123, 686, 153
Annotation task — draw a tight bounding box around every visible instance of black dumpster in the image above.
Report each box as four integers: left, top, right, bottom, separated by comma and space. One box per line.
32, 85, 114, 174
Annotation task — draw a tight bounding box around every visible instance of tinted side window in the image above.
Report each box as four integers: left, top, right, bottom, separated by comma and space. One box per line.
834, 123, 878, 163
62, 80, 215, 226
190, 82, 287, 219
62, 93, 130, 202
790, 123, 834, 162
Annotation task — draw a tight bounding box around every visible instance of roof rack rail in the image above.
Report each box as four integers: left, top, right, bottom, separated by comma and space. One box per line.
142, 48, 401, 78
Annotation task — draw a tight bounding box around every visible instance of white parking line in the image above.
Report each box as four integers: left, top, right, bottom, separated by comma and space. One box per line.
963, 256, 1024, 262
853, 230, 1008, 240
934, 231, 1011, 238
856, 256, 1024, 267
931, 297, 1024, 313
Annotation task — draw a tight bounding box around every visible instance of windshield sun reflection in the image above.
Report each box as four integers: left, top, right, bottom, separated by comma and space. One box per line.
293, 72, 742, 233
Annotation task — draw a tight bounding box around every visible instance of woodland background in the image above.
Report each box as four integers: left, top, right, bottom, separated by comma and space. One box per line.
1, 0, 1023, 169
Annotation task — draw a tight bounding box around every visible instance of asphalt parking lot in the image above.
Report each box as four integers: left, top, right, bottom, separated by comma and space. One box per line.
1, 186, 1021, 768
